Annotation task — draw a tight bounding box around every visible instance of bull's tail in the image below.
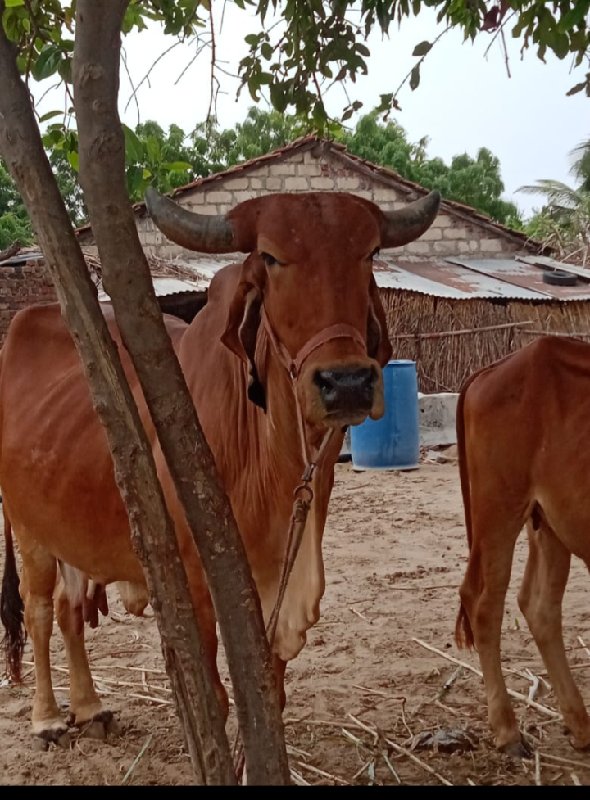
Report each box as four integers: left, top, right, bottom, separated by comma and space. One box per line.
0, 504, 26, 682
454, 375, 476, 651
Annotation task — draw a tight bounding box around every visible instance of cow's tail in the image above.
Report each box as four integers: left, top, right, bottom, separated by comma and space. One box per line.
454, 373, 477, 651
0, 504, 26, 682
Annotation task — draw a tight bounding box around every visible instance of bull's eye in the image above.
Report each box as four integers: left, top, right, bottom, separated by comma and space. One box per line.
261, 251, 284, 268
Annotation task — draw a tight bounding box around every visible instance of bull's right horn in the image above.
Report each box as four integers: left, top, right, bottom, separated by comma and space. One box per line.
144, 187, 237, 254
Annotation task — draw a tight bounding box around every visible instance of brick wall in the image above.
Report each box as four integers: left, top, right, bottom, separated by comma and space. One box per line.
137, 147, 523, 261
0, 258, 56, 345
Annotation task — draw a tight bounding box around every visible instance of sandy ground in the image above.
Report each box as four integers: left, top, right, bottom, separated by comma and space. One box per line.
1, 454, 589, 786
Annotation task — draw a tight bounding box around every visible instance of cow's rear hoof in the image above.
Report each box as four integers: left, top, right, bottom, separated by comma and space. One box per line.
500, 737, 533, 759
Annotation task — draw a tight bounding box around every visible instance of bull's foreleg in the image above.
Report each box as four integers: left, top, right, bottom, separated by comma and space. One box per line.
19, 546, 69, 745
519, 521, 590, 751
459, 512, 527, 756
54, 580, 116, 739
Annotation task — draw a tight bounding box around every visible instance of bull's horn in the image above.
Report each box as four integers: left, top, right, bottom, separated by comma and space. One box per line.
144, 186, 237, 254
381, 190, 441, 248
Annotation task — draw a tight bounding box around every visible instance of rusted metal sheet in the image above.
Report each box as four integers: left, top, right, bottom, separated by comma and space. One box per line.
447, 257, 590, 300
373, 256, 590, 302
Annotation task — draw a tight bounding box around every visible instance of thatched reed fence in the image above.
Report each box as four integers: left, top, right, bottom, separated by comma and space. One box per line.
381, 289, 590, 393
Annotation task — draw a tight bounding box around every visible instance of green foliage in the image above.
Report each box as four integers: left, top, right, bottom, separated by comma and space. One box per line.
123, 122, 194, 201
0, 160, 33, 249
2, 1, 588, 125
520, 139, 590, 260
190, 106, 324, 170
236, 1, 590, 122
340, 112, 522, 226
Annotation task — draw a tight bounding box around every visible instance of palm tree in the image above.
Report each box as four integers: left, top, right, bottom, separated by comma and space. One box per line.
518, 138, 590, 266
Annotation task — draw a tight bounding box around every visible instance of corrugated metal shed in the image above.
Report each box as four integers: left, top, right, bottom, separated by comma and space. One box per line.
372, 255, 590, 302
167, 253, 590, 304
8, 246, 589, 305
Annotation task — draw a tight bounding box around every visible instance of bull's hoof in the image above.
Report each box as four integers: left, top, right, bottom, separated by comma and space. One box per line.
77, 710, 118, 740
32, 728, 71, 751
500, 736, 533, 759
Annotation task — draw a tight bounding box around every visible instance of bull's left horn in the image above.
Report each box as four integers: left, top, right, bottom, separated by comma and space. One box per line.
144, 187, 237, 254
381, 190, 441, 248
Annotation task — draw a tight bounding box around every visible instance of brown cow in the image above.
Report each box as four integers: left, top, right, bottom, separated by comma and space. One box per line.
0, 189, 440, 745
455, 335, 590, 757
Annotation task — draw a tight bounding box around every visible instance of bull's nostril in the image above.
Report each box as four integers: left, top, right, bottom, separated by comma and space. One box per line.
314, 371, 337, 395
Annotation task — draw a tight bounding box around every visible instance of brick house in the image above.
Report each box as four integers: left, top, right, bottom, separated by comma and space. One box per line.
4, 136, 590, 390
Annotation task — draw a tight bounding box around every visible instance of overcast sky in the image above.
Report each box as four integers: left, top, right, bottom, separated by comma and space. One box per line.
36, 4, 589, 219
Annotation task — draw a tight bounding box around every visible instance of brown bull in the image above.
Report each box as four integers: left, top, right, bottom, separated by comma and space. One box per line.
0, 189, 440, 744
455, 335, 590, 757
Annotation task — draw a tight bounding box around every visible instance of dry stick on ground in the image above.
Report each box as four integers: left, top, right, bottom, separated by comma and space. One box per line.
293, 761, 349, 785
537, 753, 590, 772
347, 714, 453, 787
289, 768, 311, 786
121, 734, 154, 785
437, 666, 463, 700
352, 684, 406, 702
412, 639, 561, 719
534, 751, 542, 786
285, 714, 456, 786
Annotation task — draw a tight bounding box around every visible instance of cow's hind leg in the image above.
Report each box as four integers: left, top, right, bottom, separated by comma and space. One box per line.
53, 578, 116, 739
18, 542, 69, 746
518, 518, 590, 750
458, 503, 527, 756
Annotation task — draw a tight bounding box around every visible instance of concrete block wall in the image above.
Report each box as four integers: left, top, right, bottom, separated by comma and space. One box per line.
137, 147, 522, 261
0, 260, 56, 345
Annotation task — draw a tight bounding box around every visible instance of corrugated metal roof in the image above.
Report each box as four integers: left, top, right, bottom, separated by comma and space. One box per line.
373, 256, 590, 302
152, 254, 590, 303
98, 275, 206, 303
9, 245, 589, 304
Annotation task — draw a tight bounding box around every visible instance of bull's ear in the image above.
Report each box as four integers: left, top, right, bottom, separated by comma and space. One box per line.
366, 274, 392, 367
221, 260, 266, 410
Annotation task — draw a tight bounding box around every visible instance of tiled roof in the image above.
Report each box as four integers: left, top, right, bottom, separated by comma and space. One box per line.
76, 135, 543, 252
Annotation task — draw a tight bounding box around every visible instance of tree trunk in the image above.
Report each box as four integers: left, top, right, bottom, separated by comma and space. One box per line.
0, 7, 234, 786
10, 0, 290, 786
72, 5, 289, 785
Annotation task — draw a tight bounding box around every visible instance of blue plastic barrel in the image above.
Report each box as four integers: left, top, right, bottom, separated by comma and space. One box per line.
350, 359, 420, 470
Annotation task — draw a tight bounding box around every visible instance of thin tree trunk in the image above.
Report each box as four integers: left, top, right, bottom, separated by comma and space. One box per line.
0, 7, 233, 785
72, 0, 289, 786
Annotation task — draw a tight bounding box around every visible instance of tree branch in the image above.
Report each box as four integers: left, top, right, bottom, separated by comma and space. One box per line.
0, 1, 232, 785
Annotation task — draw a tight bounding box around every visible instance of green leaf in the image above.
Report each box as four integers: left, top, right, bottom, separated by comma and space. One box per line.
567, 80, 587, 96
552, 32, 570, 59
558, 2, 590, 34
66, 149, 79, 173
161, 160, 193, 172
269, 83, 288, 113
125, 165, 145, 202
122, 124, 145, 164
4, 0, 25, 7
39, 110, 62, 123
31, 45, 62, 81
412, 40, 432, 57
